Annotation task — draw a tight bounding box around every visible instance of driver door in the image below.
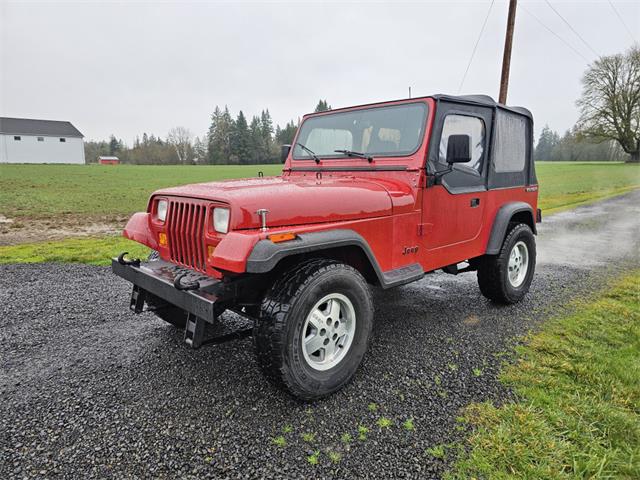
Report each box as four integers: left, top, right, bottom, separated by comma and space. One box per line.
421, 103, 492, 264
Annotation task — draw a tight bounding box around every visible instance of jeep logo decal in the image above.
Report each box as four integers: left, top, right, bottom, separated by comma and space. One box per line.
402, 246, 419, 255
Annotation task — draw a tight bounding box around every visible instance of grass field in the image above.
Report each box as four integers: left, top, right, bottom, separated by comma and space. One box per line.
0, 236, 151, 265
0, 162, 638, 221
0, 164, 283, 220
448, 271, 640, 479
535, 162, 640, 213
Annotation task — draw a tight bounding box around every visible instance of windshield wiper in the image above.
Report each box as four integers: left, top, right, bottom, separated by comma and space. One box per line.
334, 149, 373, 163
296, 142, 320, 164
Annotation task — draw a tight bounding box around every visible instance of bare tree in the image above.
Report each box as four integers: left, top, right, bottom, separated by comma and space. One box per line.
167, 126, 193, 164
576, 46, 640, 163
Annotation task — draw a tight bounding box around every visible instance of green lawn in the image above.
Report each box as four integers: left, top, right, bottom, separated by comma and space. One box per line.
0, 164, 283, 220
0, 162, 638, 221
448, 271, 640, 479
0, 236, 150, 266
536, 162, 640, 213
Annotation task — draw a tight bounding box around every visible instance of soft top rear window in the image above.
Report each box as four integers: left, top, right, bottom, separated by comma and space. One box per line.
293, 102, 428, 160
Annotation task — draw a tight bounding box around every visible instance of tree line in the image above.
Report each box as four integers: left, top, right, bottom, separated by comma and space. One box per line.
85, 99, 331, 165
534, 124, 629, 162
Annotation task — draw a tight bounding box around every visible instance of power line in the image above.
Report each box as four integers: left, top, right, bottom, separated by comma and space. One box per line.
458, 0, 495, 93
608, 0, 636, 44
544, 0, 599, 57
521, 4, 591, 63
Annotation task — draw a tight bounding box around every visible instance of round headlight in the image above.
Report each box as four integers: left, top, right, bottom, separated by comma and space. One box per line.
213, 207, 230, 234
156, 200, 168, 222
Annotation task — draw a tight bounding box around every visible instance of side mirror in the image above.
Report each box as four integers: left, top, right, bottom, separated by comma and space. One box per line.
281, 144, 291, 163
446, 134, 471, 164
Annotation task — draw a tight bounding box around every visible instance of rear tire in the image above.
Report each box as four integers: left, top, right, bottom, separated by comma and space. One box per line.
477, 223, 536, 304
253, 259, 374, 400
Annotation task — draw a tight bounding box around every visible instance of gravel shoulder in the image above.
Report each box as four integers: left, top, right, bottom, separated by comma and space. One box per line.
1, 191, 639, 479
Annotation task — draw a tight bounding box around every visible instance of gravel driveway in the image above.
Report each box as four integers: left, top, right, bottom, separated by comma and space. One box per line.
1, 191, 639, 479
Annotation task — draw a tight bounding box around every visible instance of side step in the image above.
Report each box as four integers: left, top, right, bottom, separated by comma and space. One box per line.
184, 313, 253, 349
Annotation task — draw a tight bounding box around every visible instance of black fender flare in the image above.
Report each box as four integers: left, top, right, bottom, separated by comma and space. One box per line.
246, 229, 423, 289
485, 202, 536, 255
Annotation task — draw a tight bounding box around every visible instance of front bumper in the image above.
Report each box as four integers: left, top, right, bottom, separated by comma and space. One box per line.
111, 257, 224, 322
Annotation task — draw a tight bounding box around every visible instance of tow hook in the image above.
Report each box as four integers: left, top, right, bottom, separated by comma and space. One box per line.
117, 252, 140, 267
173, 272, 200, 291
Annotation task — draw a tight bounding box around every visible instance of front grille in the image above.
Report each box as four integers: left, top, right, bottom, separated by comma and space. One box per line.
167, 199, 207, 273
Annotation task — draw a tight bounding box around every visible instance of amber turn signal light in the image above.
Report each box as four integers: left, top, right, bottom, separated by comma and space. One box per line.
158, 232, 168, 247
207, 245, 216, 258
268, 232, 297, 243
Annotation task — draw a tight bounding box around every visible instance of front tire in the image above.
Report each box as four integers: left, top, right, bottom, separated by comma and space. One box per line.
477, 223, 536, 304
253, 259, 374, 400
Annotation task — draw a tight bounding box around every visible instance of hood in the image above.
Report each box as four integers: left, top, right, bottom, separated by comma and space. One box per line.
153, 175, 404, 230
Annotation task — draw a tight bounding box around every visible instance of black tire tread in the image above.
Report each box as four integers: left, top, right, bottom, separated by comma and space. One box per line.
477, 223, 535, 304
253, 258, 372, 400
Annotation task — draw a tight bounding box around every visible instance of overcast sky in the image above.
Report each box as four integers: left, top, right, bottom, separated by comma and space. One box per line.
1, 0, 638, 144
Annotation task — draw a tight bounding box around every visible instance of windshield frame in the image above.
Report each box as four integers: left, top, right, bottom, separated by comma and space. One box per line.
291, 101, 430, 162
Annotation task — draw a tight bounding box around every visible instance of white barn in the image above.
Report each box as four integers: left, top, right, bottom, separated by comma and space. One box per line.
0, 117, 85, 164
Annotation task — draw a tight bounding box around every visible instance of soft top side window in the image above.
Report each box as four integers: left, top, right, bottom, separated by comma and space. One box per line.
438, 114, 485, 174
493, 111, 527, 173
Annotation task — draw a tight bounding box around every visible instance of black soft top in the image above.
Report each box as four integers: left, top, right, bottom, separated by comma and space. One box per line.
431, 94, 533, 120
304, 94, 532, 121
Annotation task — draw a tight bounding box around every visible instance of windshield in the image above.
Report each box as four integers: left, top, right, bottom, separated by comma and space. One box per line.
292, 102, 428, 160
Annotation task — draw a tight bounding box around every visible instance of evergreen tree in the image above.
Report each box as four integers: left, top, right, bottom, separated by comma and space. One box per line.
207, 106, 234, 164
314, 100, 331, 112
534, 125, 560, 161
230, 111, 251, 164
220, 107, 234, 159
207, 107, 222, 164
260, 109, 274, 161
108, 135, 122, 155
276, 120, 298, 145
249, 115, 263, 164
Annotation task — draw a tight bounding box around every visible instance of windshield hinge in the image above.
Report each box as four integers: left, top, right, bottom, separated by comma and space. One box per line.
418, 173, 428, 188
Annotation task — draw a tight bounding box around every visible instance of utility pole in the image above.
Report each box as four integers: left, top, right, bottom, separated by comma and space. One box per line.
499, 0, 517, 104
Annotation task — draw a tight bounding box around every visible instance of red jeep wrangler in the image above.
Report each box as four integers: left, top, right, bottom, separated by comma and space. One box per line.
113, 94, 540, 400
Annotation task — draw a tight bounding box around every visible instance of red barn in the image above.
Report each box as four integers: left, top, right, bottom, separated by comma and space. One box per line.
98, 156, 119, 165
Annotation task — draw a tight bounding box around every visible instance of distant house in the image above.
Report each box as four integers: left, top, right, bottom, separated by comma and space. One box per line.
0, 117, 85, 164
98, 156, 120, 165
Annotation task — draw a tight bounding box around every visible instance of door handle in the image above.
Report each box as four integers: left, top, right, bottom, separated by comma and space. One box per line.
470, 198, 480, 207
